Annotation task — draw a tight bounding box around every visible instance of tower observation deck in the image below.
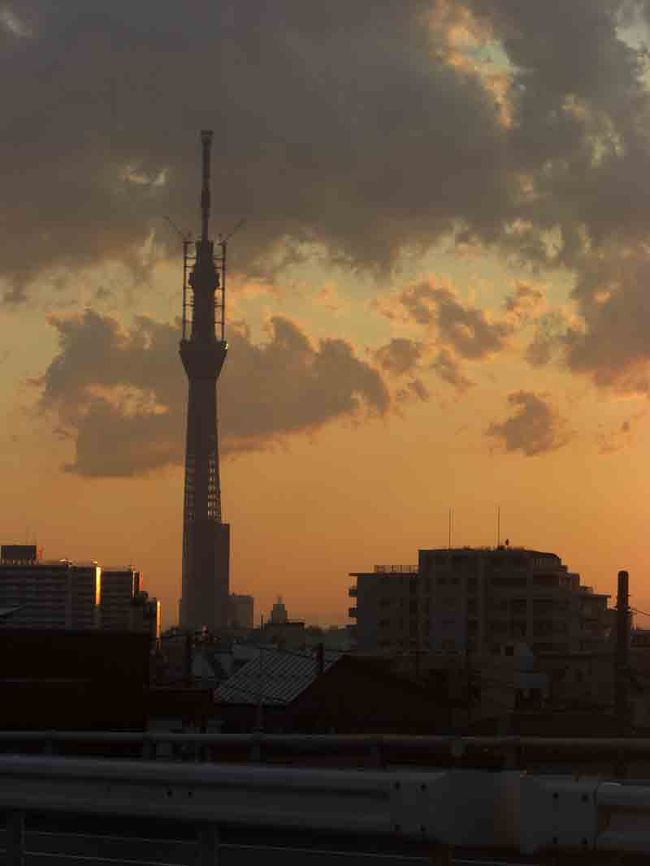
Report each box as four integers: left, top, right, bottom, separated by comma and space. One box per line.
179, 130, 230, 631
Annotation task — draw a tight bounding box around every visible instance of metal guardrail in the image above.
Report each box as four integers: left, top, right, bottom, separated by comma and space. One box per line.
520, 774, 650, 854
2, 732, 650, 771
0, 756, 518, 863
2, 754, 650, 858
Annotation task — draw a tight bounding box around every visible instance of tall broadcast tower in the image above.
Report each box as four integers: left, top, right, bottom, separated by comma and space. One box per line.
179, 130, 230, 632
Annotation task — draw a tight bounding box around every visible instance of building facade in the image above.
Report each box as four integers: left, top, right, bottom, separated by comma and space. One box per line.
0, 546, 160, 637
100, 567, 141, 629
349, 547, 610, 657
0, 545, 100, 630
101, 567, 161, 639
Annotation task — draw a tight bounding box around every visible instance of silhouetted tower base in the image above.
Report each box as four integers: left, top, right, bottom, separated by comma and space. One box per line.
179, 130, 230, 632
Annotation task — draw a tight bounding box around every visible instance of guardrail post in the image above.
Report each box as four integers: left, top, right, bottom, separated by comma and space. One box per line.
141, 739, 156, 761
249, 734, 262, 763
197, 823, 220, 866
367, 737, 384, 768
614, 745, 627, 779
429, 843, 452, 864
6, 810, 25, 866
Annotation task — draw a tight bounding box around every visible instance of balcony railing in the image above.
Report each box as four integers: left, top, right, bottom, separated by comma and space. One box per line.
373, 565, 418, 574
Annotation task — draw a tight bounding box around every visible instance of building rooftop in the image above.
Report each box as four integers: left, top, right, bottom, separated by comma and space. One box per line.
215, 647, 340, 706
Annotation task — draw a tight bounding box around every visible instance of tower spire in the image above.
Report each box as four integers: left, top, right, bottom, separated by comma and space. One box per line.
200, 129, 212, 242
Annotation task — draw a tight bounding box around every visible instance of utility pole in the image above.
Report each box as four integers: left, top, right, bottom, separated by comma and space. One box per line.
256, 646, 264, 732
184, 631, 193, 687
615, 570, 631, 737
465, 639, 472, 731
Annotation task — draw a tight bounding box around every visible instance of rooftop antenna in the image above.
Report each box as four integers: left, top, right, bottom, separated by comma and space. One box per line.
163, 215, 192, 244
219, 217, 247, 244
448, 508, 454, 549
496, 505, 501, 548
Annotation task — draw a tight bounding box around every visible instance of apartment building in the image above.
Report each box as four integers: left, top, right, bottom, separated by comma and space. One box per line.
0, 545, 100, 630
0, 545, 160, 637
349, 547, 611, 657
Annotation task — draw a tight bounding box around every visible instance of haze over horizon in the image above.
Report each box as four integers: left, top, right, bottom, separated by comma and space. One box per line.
2, 0, 650, 626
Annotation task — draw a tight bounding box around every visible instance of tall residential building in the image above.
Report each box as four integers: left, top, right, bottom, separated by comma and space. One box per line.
179, 130, 230, 632
349, 547, 610, 656
0, 545, 100, 630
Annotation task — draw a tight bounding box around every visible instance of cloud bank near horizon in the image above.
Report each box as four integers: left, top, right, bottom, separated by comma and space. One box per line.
38, 310, 389, 477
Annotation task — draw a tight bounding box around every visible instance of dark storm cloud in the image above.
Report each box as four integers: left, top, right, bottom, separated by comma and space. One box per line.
486, 390, 571, 456
563, 247, 650, 392
523, 248, 650, 393
4, 0, 650, 416
0, 0, 516, 300
39, 310, 389, 476
374, 338, 424, 375
376, 278, 546, 391
464, 0, 650, 257
430, 348, 473, 392
397, 281, 512, 359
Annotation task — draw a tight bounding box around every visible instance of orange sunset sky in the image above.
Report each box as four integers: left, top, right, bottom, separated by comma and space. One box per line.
2, 1, 650, 627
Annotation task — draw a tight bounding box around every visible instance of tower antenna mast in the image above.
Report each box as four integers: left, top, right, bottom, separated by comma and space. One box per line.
200, 129, 212, 242
178, 130, 230, 633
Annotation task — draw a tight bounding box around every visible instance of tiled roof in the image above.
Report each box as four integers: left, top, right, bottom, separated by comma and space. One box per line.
215, 647, 340, 705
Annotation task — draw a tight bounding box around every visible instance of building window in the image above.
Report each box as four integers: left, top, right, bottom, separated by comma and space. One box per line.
490, 576, 526, 587
534, 573, 560, 587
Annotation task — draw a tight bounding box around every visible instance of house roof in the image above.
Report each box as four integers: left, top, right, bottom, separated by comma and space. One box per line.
215, 647, 341, 706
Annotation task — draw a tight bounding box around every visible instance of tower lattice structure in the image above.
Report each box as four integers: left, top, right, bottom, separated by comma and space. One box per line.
179, 130, 230, 631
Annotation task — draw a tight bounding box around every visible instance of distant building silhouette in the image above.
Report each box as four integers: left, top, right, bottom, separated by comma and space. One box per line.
269, 596, 288, 625
349, 547, 610, 656
178, 130, 230, 632
228, 593, 254, 630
